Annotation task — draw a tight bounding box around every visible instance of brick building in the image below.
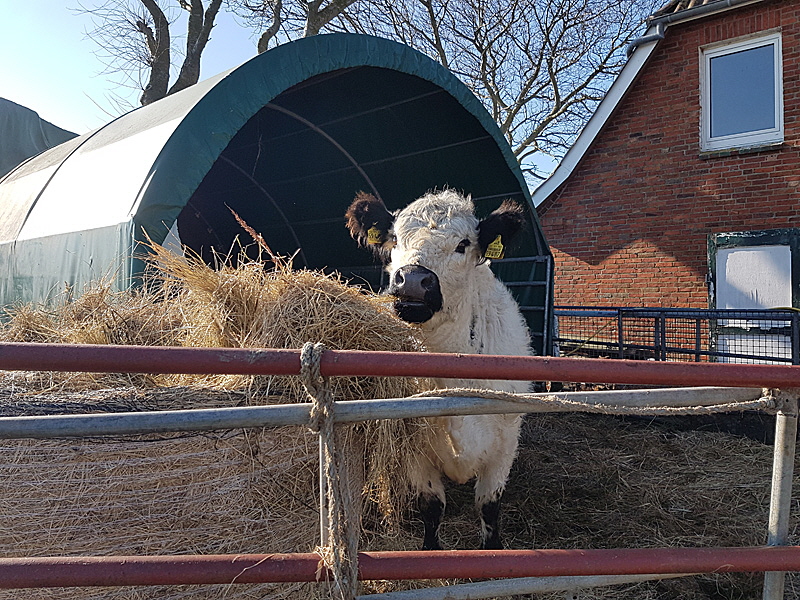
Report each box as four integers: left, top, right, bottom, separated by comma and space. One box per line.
533, 0, 800, 312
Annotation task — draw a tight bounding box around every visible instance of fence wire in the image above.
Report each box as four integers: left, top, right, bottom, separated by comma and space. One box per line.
554, 307, 800, 365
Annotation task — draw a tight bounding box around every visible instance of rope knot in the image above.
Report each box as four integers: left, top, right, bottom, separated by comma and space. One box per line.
302, 342, 330, 432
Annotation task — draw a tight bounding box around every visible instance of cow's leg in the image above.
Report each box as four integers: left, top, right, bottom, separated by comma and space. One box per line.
476, 471, 508, 549
478, 493, 503, 550
474, 416, 521, 550
419, 492, 445, 551
410, 454, 446, 550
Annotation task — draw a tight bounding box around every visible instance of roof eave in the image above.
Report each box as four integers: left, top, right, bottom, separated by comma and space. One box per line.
650, 0, 765, 26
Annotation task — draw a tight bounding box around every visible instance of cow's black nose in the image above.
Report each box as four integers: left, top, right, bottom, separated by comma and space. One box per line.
388, 265, 443, 323
390, 265, 439, 301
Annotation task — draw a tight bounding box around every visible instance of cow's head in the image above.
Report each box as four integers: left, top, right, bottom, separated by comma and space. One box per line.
346, 189, 525, 324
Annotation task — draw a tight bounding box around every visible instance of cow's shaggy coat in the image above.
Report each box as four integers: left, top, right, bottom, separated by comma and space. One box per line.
346, 189, 532, 550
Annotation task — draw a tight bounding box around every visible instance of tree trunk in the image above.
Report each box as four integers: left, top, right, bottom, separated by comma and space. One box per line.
168, 0, 223, 96
139, 0, 171, 105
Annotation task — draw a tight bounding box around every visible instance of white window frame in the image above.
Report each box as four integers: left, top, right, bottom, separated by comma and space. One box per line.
700, 32, 783, 152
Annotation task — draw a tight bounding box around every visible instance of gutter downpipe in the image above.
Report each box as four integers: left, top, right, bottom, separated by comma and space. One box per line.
626, 22, 665, 58
626, 0, 764, 58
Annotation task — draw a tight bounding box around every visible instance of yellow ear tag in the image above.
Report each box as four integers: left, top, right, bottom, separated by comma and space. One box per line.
485, 235, 505, 259
367, 227, 382, 245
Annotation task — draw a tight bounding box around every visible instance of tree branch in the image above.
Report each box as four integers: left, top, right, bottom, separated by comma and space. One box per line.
256, 0, 283, 52
304, 0, 357, 36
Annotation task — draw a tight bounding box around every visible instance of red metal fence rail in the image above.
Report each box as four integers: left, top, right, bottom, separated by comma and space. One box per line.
2, 546, 800, 588
3, 341, 800, 387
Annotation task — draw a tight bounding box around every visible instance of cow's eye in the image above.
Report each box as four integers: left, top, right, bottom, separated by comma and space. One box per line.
455, 239, 471, 254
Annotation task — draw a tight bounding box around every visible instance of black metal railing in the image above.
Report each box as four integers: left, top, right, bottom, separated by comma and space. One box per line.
554, 307, 800, 365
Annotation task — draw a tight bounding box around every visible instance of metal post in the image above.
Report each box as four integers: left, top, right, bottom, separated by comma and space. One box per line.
320, 438, 328, 546
653, 316, 662, 361
763, 394, 798, 600
695, 319, 702, 362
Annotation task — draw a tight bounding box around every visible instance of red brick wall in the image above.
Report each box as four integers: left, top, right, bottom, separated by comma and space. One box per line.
537, 0, 800, 308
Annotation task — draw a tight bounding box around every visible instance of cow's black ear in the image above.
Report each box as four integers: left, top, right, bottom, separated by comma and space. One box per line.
345, 191, 395, 255
477, 201, 526, 259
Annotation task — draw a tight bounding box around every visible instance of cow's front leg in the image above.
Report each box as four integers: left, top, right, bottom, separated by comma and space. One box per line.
478, 494, 503, 550
410, 454, 447, 550
474, 421, 519, 550
419, 493, 445, 551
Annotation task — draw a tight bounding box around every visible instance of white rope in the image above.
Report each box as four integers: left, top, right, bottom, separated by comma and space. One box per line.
302, 342, 359, 600
411, 387, 780, 416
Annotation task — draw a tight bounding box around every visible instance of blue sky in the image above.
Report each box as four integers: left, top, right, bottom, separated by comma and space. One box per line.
1, 2, 258, 134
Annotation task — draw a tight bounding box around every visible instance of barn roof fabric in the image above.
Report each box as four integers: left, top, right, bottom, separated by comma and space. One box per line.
0, 33, 552, 352
0, 98, 77, 179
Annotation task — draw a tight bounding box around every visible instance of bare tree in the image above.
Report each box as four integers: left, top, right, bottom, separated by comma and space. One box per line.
232, 1, 284, 53
82, 0, 660, 181
331, 0, 661, 182
231, 0, 357, 52
81, 0, 223, 106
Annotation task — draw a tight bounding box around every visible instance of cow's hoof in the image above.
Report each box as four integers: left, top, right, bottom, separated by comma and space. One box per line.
422, 540, 443, 551
480, 538, 504, 550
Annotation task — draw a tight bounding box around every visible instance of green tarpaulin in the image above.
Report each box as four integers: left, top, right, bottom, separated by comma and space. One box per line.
0, 98, 77, 179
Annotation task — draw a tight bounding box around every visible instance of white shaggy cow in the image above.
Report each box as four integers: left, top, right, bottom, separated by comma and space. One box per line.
345, 189, 532, 550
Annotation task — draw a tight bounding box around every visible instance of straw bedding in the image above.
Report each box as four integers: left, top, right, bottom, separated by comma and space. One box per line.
0, 248, 797, 599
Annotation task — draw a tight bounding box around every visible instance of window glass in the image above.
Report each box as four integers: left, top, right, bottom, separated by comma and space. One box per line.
710, 44, 775, 137
701, 33, 782, 151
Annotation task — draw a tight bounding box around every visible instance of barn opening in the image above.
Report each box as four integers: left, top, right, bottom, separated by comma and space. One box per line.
179, 65, 541, 280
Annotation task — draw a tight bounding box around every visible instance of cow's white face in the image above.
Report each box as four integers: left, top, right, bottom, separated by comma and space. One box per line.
345, 189, 526, 325
386, 192, 483, 324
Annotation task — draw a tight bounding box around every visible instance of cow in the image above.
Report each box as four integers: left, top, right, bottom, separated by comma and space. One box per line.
345, 189, 532, 550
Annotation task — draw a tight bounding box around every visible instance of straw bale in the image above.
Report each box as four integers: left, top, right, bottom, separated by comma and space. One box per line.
0, 245, 426, 402
145, 245, 427, 400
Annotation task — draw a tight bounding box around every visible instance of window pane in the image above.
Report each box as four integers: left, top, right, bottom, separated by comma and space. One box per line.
710, 44, 775, 138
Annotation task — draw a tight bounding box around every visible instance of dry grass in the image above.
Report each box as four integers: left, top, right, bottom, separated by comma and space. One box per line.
0, 247, 796, 599
1, 245, 424, 400
506, 413, 785, 599
0, 424, 321, 598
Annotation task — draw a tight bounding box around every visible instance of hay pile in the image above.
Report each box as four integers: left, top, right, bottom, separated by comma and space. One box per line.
508, 413, 797, 600
0, 388, 321, 600
3, 245, 425, 400
0, 247, 798, 599
0, 247, 430, 599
